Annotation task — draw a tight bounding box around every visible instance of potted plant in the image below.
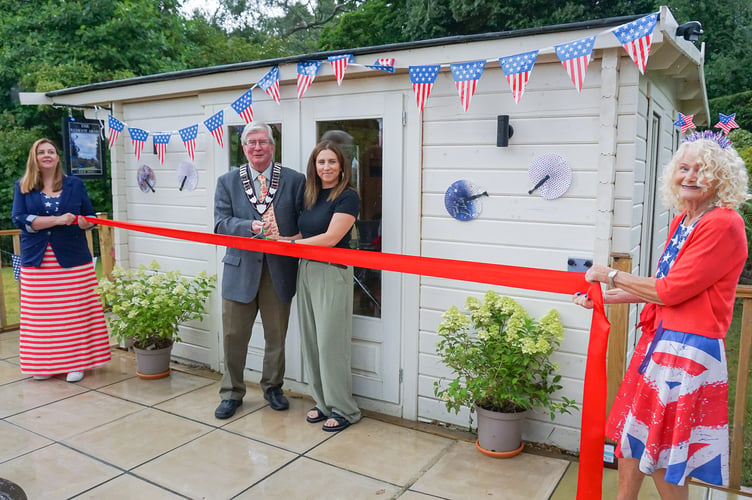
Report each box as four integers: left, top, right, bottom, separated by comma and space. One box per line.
434, 290, 578, 457
98, 261, 216, 379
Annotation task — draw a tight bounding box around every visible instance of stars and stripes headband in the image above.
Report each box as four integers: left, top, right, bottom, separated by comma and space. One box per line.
682, 130, 732, 150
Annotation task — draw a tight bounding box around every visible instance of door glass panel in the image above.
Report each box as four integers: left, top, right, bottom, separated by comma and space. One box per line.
229, 123, 282, 170
316, 119, 382, 318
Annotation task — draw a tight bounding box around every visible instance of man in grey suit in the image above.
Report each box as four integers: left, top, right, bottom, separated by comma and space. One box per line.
214, 122, 305, 419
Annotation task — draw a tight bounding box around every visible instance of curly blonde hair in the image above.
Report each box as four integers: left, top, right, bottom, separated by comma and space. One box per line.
660, 138, 749, 211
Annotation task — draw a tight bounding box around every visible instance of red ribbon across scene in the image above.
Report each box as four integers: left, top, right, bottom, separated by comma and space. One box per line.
86, 216, 611, 498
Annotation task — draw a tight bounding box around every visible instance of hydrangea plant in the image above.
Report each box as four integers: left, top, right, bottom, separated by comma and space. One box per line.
98, 261, 216, 350
434, 291, 578, 420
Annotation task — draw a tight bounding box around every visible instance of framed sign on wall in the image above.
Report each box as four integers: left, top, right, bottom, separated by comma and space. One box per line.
61, 118, 106, 179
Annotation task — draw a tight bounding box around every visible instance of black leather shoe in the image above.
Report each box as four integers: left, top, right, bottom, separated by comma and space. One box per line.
215, 399, 242, 419
264, 387, 289, 411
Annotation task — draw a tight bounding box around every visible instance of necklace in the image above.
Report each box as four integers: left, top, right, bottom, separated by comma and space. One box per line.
683, 205, 715, 227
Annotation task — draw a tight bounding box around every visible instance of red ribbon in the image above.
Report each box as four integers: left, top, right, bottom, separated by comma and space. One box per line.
86, 216, 610, 496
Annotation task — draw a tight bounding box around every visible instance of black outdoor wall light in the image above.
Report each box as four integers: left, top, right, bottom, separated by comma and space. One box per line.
676, 21, 703, 42
496, 115, 514, 147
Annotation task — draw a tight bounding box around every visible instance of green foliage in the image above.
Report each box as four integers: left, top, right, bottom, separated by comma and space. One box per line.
319, 0, 407, 50
434, 291, 578, 420
709, 91, 752, 133
98, 261, 216, 349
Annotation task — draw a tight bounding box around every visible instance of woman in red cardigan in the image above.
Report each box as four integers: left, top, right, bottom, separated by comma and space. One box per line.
575, 132, 749, 499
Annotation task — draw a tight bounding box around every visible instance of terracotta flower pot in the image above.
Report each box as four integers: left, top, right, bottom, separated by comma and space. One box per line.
475, 406, 527, 457
133, 343, 172, 379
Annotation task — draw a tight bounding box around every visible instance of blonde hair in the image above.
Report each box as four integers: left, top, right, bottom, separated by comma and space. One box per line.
660, 139, 749, 211
20, 138, 63, 194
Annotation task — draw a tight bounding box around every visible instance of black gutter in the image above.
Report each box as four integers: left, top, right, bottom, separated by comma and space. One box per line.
46, 13, 650, 97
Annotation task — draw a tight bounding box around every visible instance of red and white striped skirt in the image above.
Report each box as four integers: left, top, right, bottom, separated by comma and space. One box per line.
19, 245, 111, 375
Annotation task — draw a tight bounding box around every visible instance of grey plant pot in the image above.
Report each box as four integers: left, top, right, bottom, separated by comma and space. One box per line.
475, 406, 527, 455
133, 343, 172, 379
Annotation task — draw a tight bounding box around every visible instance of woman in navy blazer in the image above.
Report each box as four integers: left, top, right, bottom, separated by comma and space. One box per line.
11, 138, 111, 383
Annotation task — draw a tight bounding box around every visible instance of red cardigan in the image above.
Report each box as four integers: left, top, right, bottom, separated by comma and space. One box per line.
643, 207, 747, 339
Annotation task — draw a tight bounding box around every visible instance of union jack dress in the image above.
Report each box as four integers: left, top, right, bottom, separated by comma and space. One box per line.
606, 218, 729, 486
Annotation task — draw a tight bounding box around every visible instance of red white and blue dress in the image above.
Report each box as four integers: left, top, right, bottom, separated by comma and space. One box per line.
606, 215, 729, 486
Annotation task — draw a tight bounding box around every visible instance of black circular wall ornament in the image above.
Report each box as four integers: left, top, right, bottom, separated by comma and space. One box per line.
444, 180, 488, 221
137, 165, 156, 193
528, 153, 572, 200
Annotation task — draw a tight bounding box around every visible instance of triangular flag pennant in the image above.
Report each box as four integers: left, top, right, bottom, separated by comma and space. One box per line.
409, 65, 440, 114
714, 113, 739, 135
204, 110, 225, 148
257, 66, 281, 104
107, 115, 124, 149
297, 61, 322, 99
499, 50, 538, 104
674, 113, 696, 134
127, 127, 149, 160
153, 132, 171, 165
450, 60, 486, 112
11, 253, 21, 281
611, 13, 658, 74
231, 89, 254, 124
366, 58, 395, 73
179, 125, 199, 160
554, 35, 596, 92
328, 54, 354, 86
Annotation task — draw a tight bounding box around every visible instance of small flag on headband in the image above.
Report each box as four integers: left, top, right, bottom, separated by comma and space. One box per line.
554, 35, 596, 92
673, 113, 696, 134
204, 110, 225, 148
366, 58, 395, 73
450, 60, 485, 112
258, 66, 281, 104
179, 125, 198, 160
297, 61, 322, 99
107, 115, 124, 149
409, 65, 440, 114
153, 132, 171, 165
714, 113, 739, 135
611, 13, 658, 74
128, 127, 149, 160
328, 54, 354, 86
231, 89, 254, 124
11, 253, 21, 281
499, 50, 538, 104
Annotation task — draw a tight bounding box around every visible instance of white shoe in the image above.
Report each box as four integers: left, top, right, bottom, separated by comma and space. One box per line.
66, 371, 84, 383
33, 375, 52, 380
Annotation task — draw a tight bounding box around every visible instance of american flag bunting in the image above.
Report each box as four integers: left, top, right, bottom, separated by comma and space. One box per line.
611, 13, 658, 74
328, 54, 354, 86
128, 127, 149, 160
231, 89, 254, 124
450, 60, 485, 112
674, 113, 696, 134
204, 110, 225, 148
107, 115, 124, 149
366, 58, 395, 73
714, 113, 739, 135
11, 253, 21, 281
297, 61, 322, 99
499, 50, 538, 104
179, 125, 199, 160
153, 132, 171, 165
554, 35, 596, 92
409, 65, 440, 113
257, 66, 281, 104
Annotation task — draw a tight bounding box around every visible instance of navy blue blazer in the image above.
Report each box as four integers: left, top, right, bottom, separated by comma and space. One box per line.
11, 176, 96, 268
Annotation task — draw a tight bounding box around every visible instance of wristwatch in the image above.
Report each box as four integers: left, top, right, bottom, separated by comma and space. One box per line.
608, 269, 619, 288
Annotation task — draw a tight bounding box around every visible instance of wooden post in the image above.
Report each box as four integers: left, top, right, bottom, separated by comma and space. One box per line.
96, 212, 114, 281
606, 253, 632, 413
729, 285, 752, 489
0, 230, 22, 332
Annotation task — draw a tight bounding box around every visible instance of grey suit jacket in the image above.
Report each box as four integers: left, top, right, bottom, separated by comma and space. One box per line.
214, 164, 306, 303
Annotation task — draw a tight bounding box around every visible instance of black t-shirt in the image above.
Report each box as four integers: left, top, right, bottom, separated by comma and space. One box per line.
298, 188, 359, 248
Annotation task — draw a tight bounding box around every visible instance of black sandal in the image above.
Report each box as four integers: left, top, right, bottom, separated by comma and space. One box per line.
322, 412, 350, 432
306, 407, 328, 423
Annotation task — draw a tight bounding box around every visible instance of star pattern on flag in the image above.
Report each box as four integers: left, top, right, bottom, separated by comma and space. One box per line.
450, 60, 485, 112
554, 35, 596, 92
611, 13, 658, 74
499, 50, 538, 104
231, 89, 254, 124
204, 110, 225, 148
257, 66, 281, 104
409, 65, 440, 114
297, 61, 322, 99
179, 125, 198, 160
153, 132, 171, 165
674, 113, 696, 134
11, 253, 21, 281
328, 54, 354, 86
366, 58, 395, 73
107, 115, 124, 149
128, 127, 149, 160
714, 113, 739, 135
